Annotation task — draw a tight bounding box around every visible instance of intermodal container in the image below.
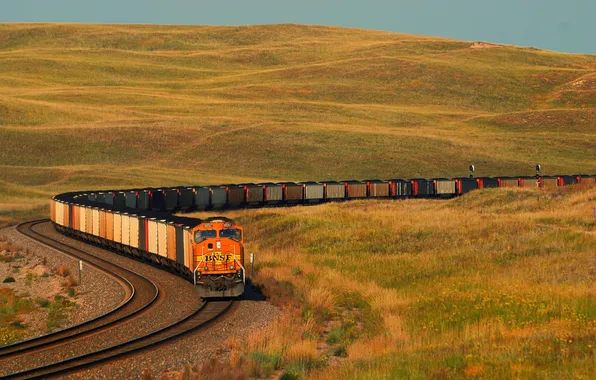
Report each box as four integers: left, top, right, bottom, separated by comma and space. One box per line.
210, 187, 227, 209
264, 183, 283, 203
344, 181, 367, 198
157, 220, 168, 257
125, 191, 137, 209
519, 177, 538, 187
177, 188, 194, 211
498, 177, 519, 188
122, 214, 130, 246
228, 186, 245, 207
80, 206, 87, 233
479, 177, 499, 188
324, 182, 345, 199
50, 199, 56, 224
138, 190, 150, 210
113, 212, 122, 243
99, 210, 107, 239
558, 176, 578, 186
434, 179, 456, 196
106, 211, 114, 240
456, 178, 479, 195
283, 183, 303, 202
194, 187, 210, 210
246, 185, 264, 204
303, 182, 324, 200
130, 215, 139, 249
389, 179, 411, 197
150, 190, 165, 212
163, 189, 178, 211
540, 176, 558, 188
368, 180, 389, 198
148, 219, 158, 255
92, 209, 100, 236
167, 223, 177, 261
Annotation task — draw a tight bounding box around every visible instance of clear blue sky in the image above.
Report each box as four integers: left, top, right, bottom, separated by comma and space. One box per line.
2, 0, 595, 54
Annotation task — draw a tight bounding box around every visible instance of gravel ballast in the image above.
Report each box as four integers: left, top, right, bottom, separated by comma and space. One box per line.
0, 226, 127, 339
1, 223, 280, 379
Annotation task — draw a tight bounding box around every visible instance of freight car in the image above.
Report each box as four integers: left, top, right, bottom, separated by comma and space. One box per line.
50, 173, 595, 298
50, 192, 245, 298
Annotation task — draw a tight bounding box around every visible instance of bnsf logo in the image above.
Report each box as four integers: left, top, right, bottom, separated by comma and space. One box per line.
205, 254, 234, 262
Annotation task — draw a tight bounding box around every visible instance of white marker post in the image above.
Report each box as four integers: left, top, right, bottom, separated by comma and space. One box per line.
78, 260, 83, 284
250, 253, 255, 277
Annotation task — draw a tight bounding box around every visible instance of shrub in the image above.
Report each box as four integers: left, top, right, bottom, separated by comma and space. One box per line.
67, 287, 75, 297
3, 277, 15, 283
36, 298, 50, 308
55, 265, 71, 277
64, 276, 78, 288
10, 320, 25, 329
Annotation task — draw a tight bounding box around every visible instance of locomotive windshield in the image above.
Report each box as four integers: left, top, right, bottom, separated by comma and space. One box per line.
220, 229, 242, 241
194, 230, 216, 243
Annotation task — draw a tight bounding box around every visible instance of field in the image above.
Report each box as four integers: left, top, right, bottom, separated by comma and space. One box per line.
0, 23, 595, 226
0, 23, 595, 378
191, 185, 596, 378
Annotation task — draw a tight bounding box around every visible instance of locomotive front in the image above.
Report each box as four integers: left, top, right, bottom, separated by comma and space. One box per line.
192, 218, 245, 298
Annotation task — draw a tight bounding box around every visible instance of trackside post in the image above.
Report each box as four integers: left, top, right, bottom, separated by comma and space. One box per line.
250, 253, 255, 277
78, 260, 83, 284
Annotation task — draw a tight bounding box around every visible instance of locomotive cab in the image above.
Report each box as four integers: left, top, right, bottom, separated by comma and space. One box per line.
192, 218, 245, 298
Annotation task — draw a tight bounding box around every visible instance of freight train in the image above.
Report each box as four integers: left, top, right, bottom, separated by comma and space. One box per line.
49, 174, 595, 298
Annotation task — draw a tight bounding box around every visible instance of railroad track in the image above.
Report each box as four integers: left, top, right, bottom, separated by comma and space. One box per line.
0, 220, 232, 379
9, 300, 232, 379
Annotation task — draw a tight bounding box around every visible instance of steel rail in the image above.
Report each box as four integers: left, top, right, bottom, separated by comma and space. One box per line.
0, 220, 159, 360
9, 300, 233, 379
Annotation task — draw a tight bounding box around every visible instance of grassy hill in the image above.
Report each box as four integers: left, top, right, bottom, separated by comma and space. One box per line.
1, 24, 595, 378
0, 23, 595, 226
189, 185, 596, 379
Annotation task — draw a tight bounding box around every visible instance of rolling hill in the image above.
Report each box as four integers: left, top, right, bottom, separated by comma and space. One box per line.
0, 23, 595, 224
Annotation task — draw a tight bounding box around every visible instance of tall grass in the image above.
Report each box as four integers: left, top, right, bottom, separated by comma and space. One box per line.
211, 185, 596, 378
0, 24, 594, 226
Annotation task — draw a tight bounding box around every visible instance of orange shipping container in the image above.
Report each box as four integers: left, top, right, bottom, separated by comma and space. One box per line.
92, 209, 100, 236
122, 214, 130, 246
63, 203, 69, 228
148, 219, 158, 254
80, 206, 87, 233
130, 215, 139, 248
345, 182, 367, 198
519, 178, 538, 187
50, 199, 56, 223
499, 178, 519, 188
113, 213, 122, 243
167, 223, 177, 261
73, 205, 79, 231
106, 212, 114, 241
86, 208, 93, 235
99, 210, 106, 239
55, 202, 63, 226
157, 221, 168, 257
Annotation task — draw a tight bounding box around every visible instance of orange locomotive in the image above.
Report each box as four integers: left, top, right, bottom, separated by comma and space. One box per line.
192, 217, 245, 298
50, 193, 246, 299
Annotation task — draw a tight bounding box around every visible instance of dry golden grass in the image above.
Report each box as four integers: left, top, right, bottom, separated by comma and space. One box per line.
201, 184, 596, 378
0, 23, 595, 227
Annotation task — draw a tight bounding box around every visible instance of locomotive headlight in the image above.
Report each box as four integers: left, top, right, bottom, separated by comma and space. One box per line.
204, 266, 209, 271
230, 265, 235, 270
216, 241, 221, 249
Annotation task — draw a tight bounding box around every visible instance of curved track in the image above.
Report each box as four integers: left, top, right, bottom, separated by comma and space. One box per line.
0, 220, 232, 378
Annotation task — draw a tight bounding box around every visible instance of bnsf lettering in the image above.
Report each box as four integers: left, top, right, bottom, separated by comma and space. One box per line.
205, 254, 234, 262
